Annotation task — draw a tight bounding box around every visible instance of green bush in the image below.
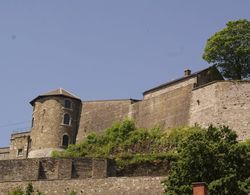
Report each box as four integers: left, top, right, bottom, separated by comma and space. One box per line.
52, 120, 201, 168
8, 183, 43, 195
8, 187, 23, 195
163, 125, 250, 195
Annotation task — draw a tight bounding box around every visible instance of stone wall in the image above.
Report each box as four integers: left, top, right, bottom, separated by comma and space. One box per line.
133, 83, 193, 130
0, 147, 9, 160
189, 81, 250, 140
0, 158, 113, 182
9, 131, 30, 159
0, 177, 165, 195
0, 159, 39, 181
76, 100, 134, 143
116, 160, 170, 177
143, 77, 196, 99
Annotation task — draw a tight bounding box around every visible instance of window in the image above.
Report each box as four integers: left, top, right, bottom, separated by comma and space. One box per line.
64, 99, 71, 109
31, 118, 34, 128
17, 148, 23, 156
62, 135, 69, 147
63, 113, 71, 125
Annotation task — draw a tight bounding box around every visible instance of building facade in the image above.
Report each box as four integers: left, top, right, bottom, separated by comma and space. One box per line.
1, 66, 250, 160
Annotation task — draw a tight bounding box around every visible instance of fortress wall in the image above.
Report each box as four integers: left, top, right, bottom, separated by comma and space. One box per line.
0, 177, 165, 195
189, 82, 218, 127
189, 81, 250, 140
143, 77, 196, 99
0, 159, 39, 182
133, 83, 193, 130
0, 158, 113, 183
76, 100, 132, 143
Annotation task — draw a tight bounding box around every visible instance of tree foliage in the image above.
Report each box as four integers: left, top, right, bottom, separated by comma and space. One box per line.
203, 19, 250, 80
163, 126, 250, 195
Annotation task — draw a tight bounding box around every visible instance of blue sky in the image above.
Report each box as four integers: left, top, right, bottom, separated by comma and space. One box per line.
0, 1, 249, 147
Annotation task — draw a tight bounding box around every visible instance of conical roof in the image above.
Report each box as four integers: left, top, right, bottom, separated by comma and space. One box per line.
30, 88, 81, 105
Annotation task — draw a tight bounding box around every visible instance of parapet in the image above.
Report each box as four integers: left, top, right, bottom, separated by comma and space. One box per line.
0, 157, 115, 182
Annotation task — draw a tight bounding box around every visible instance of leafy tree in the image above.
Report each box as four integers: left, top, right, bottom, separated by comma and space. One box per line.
203, 19, 250, 80
163, 126, 250, 195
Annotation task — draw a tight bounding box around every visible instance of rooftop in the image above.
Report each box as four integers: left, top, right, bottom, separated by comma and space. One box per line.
143, 67, 215, 96
30, 88, 81, 105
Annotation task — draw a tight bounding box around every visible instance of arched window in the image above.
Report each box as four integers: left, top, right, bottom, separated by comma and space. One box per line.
64, 99, 71, 109
63, 113, 71, 125
62, 135, 69, 147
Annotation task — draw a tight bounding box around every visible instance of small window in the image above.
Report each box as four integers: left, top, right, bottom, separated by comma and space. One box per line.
17, 148, 23, 156
62, 135, 69, 147
63, 113, 71, 125
64, 100, 71, 109
31, 118, 34, 128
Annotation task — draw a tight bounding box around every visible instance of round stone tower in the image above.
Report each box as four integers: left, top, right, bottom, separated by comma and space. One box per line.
28, 88, 82, 158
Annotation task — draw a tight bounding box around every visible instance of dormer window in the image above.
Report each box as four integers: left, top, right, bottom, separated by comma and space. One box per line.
63, 113, 71, 125
64, 99, 71, 109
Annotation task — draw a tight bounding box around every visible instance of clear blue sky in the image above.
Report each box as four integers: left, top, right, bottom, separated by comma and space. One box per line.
0, 1, 249, 147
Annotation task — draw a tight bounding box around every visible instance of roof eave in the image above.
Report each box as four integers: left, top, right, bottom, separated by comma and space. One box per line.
30, 94, 81, 106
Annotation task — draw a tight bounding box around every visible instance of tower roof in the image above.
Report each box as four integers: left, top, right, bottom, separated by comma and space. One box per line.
30, 88, 81, 105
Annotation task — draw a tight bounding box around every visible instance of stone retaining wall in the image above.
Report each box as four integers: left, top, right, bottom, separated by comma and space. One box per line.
0, 177, 166, 195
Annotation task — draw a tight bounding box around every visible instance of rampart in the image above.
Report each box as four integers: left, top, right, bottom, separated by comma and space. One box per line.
77, 99, 137, 142
0, 177, 165, 195
0, 157, 169, 194
0, 158, 114, 182
189, 81, 250, 140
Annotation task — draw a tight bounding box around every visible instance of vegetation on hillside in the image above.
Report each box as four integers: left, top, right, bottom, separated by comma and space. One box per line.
52, 120, 199, 168
53, 120, 250, 194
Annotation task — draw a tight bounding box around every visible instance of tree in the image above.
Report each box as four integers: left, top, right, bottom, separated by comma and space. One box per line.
163, 126, 250, 195
203, 19, 250, 80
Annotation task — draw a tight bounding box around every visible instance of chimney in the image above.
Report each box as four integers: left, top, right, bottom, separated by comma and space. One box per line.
184, 69, 191, 76
192, 182, 208, 195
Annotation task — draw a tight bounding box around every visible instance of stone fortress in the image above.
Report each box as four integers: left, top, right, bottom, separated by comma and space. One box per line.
0, 66, 250, 194
0, 66, 250, 160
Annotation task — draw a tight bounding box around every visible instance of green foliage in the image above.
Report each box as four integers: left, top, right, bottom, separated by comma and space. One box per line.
203, 19, 250, 80
25, 183, 34, 195
163, 125, 250, 195
53, 120, 249, 194
53, 120, 204, 168
67, 191, 77, 195
8, 187, 23, 195
8, 183, 43, 195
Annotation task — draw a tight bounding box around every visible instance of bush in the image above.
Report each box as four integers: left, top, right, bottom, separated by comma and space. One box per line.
52, 120, 203, 169
8, 183, 43, 195
163, 126, 250, 195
